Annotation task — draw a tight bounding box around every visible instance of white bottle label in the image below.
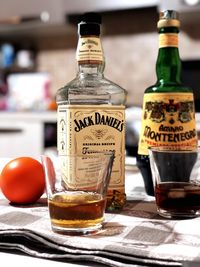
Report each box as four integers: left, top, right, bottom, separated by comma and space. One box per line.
57, 104, 125, 191
76, 37, 103, 62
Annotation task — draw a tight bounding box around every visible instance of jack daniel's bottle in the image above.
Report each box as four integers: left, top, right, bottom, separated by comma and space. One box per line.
56, 13, 127, 211
137, 10, 197, 195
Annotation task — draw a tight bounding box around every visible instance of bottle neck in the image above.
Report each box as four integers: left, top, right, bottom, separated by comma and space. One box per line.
156, 27, 182, 85
76, 35, 105, 77
78, 64, 104, 78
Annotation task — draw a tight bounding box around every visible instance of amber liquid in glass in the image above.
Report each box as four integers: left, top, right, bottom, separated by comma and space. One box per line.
155, 182, 200, 212
48, 192, 106, 229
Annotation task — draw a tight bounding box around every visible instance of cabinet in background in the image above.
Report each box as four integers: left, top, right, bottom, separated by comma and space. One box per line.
0, 112, 56, 158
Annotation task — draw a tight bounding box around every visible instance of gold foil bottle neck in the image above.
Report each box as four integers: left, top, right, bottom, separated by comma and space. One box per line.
157, 10, 180, 29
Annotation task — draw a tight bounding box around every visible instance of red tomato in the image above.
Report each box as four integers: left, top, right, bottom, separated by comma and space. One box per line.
0, 157, 45, 204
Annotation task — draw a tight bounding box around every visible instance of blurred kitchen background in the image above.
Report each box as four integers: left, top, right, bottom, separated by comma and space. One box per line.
0, 0, 200, 158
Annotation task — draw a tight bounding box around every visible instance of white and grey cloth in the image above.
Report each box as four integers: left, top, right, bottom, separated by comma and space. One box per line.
0, 166, 199, 267
0, 195, 200, 267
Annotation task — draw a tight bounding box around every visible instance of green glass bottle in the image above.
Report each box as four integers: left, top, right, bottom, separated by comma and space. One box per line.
137, 10, 197, 196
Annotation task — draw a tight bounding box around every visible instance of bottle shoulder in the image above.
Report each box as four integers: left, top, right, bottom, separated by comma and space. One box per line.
144, 82, 193, 94
102, 76, 127, 94
58, 76, 126, 93
56, 75, 127, 105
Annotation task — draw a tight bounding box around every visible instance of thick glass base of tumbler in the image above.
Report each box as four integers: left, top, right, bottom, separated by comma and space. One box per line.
51, 223, 102, 236
157, 208, 200, 219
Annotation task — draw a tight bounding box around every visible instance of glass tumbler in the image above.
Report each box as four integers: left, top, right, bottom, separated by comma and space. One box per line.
149, 146, 200, 219
42, 152, 114, 235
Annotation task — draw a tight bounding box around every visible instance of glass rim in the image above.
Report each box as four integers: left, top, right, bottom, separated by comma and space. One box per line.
148, 146, 198, 153
42, 151, 115, 158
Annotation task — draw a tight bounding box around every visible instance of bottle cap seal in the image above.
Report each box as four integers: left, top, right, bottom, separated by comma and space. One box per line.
157, 10, 180, 28
78, 12, 102, 36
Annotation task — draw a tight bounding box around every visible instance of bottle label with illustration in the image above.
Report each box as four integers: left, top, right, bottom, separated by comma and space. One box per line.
159, 33, 178, 48
57, 104, 125, 190
76, 36, 103, 62
138, 92, 197, 155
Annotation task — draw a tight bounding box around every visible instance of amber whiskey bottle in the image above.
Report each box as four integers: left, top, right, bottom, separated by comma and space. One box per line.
137, 10, 197, 196
56, 13, 127, 211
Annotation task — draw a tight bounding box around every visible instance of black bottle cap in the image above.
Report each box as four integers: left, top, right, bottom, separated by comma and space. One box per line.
78, 12, 102, 36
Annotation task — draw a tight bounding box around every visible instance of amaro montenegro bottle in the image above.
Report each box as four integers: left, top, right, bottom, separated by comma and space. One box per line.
137, 10, 197, 196
56, 13, 127, 211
